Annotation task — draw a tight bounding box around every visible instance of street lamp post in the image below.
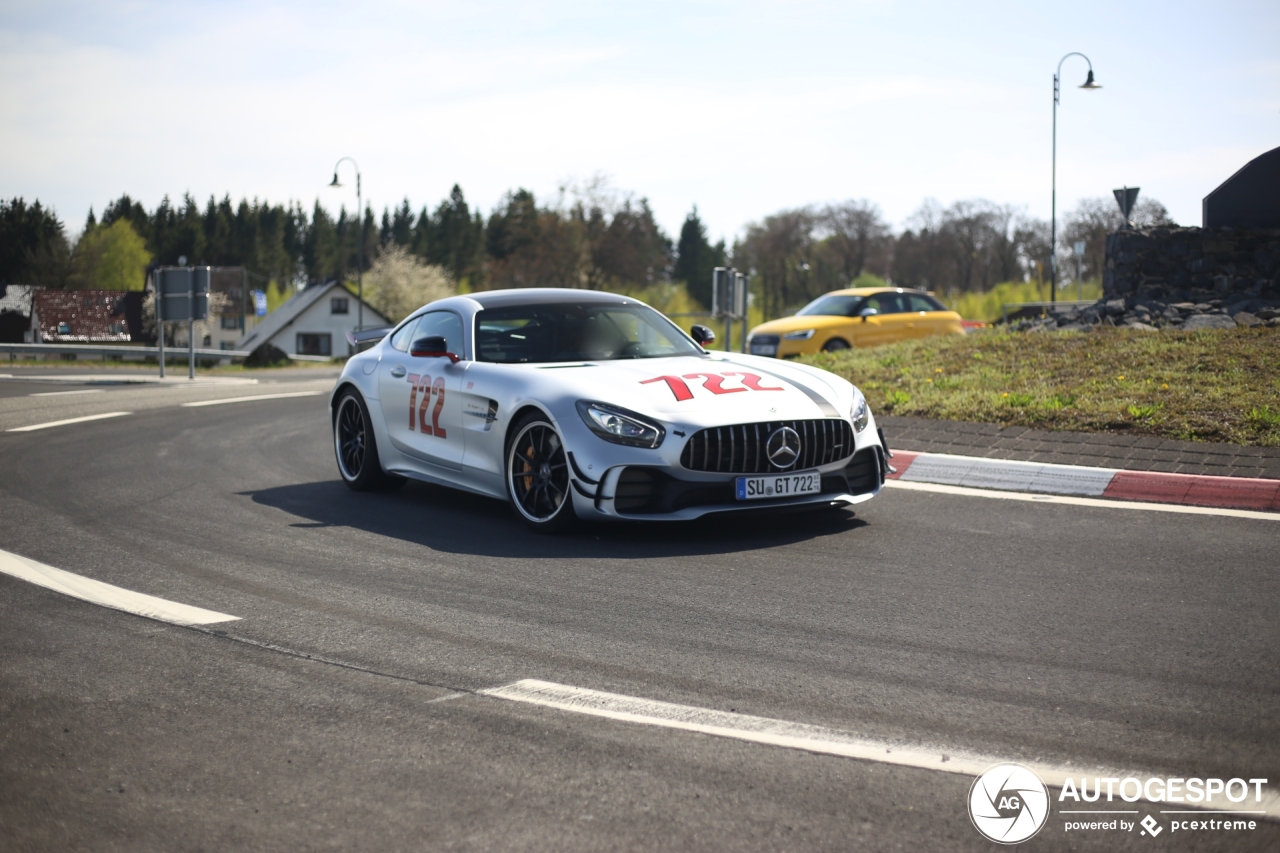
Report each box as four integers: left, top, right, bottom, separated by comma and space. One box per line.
329, 158, 364, 330
1051, 53, 1101, 306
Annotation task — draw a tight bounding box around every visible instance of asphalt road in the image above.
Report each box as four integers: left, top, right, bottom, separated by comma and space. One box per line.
1, 370, 1277, 851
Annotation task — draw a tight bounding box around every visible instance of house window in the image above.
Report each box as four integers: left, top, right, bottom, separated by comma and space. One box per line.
220, 342, 235, 350
57, 322, 71, 334
297, 333, 332, 356
330, 297, 350, 315
108, 323, 126, 335
221, 316, 240, 330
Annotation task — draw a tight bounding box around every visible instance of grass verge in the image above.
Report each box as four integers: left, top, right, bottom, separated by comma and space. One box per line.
801, 327, 1280, 446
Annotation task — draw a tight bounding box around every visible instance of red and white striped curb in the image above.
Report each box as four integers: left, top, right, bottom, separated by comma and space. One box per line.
887, 451, 1280, 513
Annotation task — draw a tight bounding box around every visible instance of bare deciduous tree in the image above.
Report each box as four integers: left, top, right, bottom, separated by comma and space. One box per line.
819, 200, 890, 284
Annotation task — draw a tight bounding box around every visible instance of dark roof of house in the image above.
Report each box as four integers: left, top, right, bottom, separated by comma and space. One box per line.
33, 289, 135, 342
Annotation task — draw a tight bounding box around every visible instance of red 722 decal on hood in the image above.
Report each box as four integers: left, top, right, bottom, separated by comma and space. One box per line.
640, 372, 784, 402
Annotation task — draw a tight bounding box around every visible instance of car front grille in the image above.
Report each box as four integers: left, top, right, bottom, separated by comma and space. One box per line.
680, 419, 855, 474
748, 334, 779, 357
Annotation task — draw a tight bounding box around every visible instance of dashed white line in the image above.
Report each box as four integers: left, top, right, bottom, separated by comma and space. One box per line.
0, 548, 239, 626
480, 679, 1279, 818
6, 411, 133, 432
28, 389, 106, 397
883, 479, 1280, 521
181, 391, 325, 407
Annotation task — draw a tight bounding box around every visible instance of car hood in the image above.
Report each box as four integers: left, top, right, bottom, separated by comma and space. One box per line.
525, 354, 849, 421
748, 315, 854, 336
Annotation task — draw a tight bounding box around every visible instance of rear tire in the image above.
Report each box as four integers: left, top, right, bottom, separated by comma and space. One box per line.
333, 389, 404, 491
822, 338, 851, 352
505, 411, 578, 533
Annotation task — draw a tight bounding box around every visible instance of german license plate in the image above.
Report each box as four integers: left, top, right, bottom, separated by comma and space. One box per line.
735, 471, 822, 500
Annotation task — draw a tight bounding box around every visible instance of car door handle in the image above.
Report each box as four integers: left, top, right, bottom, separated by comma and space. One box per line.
389, 365, 406, 378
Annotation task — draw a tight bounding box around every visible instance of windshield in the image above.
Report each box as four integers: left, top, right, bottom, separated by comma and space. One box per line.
796, 294, 866, 317
475, 302, 703, 363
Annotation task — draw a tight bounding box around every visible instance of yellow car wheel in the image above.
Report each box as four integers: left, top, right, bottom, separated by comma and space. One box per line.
822, 338, 851, 352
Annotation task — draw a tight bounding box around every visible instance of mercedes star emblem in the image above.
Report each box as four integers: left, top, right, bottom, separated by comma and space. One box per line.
766, 426, 802, 469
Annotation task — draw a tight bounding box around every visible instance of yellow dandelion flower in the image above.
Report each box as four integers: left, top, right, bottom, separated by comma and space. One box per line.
1161, 383, 1169, 390
1117, 375, 1125, 380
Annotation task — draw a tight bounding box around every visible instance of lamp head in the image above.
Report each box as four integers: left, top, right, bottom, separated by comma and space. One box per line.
1079, 69, 1102, 90
329, 173, 342, 188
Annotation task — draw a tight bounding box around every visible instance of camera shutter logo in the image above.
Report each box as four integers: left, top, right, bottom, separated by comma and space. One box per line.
969, 764, 1050, 844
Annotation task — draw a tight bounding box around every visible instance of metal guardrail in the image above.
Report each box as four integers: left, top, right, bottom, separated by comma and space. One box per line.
1000, 300, 1096, 325
0, 342, 333, 363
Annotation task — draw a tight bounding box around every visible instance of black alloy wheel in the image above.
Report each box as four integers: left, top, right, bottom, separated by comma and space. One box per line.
505, 412, 576, 532
334, 389, 403, 491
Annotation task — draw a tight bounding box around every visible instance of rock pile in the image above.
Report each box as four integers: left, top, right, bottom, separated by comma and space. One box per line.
1008, 296, 1280, 333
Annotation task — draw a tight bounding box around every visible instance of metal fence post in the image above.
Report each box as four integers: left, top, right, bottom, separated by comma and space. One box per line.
188, 271, 195, 380
157, 270, 165, 378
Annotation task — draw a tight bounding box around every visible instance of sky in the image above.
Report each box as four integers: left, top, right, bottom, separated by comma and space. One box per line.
2, 0, 1277, 245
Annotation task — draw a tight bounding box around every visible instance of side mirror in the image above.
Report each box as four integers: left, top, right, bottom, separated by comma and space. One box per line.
690, 324, 716, 346
410, 335, 459, 363
859, 307, 877, 322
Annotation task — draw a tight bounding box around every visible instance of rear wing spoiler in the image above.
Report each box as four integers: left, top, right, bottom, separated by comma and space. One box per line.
346, 326, 393, 347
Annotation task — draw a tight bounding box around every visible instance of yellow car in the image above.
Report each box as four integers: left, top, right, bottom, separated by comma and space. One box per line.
746, 287, 964, 357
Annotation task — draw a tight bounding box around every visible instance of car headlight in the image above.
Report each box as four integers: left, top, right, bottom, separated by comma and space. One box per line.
576, 401, 665, 448
850, 389, 869, 433
784, 328, 816, 340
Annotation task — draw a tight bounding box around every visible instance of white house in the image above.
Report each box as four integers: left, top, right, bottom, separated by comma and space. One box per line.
235, 281, 390, 358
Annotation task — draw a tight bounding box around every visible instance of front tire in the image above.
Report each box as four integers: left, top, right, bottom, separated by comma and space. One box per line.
822, 338, 851, 352
505, 411, 577, 533
333, 389, 403, 491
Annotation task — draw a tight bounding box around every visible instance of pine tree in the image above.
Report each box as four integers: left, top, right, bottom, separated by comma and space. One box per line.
673, 207, 724, 309
0, 198, 69, 284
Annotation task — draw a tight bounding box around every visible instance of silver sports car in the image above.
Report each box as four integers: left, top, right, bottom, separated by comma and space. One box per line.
330, 288, 888, 531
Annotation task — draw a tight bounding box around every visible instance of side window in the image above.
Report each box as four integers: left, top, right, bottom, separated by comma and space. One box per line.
388, 316, 420, 352
908, 294, 941, 312
871, 294, 907, 314
410, 311, 465, 358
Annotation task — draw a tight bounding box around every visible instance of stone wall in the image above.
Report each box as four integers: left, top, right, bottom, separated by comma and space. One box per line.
1005, 226, 1280, 332
1104, 226, 1280, 304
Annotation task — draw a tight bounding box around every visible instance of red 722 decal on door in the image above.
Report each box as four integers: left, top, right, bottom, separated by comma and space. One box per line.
407, 374, 447, 438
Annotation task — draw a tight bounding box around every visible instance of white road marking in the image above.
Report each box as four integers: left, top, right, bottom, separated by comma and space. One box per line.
181, 391, 325, 407
0, 374, 258, 386
28, 389, 106, 397
481, 679, 1279, 819
883, 479, 1280, 521
6, 411, 133, 432
0, 548, 239, 626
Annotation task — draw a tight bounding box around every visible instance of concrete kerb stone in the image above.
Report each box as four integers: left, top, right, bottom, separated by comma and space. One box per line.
886, 450, 1280, 512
